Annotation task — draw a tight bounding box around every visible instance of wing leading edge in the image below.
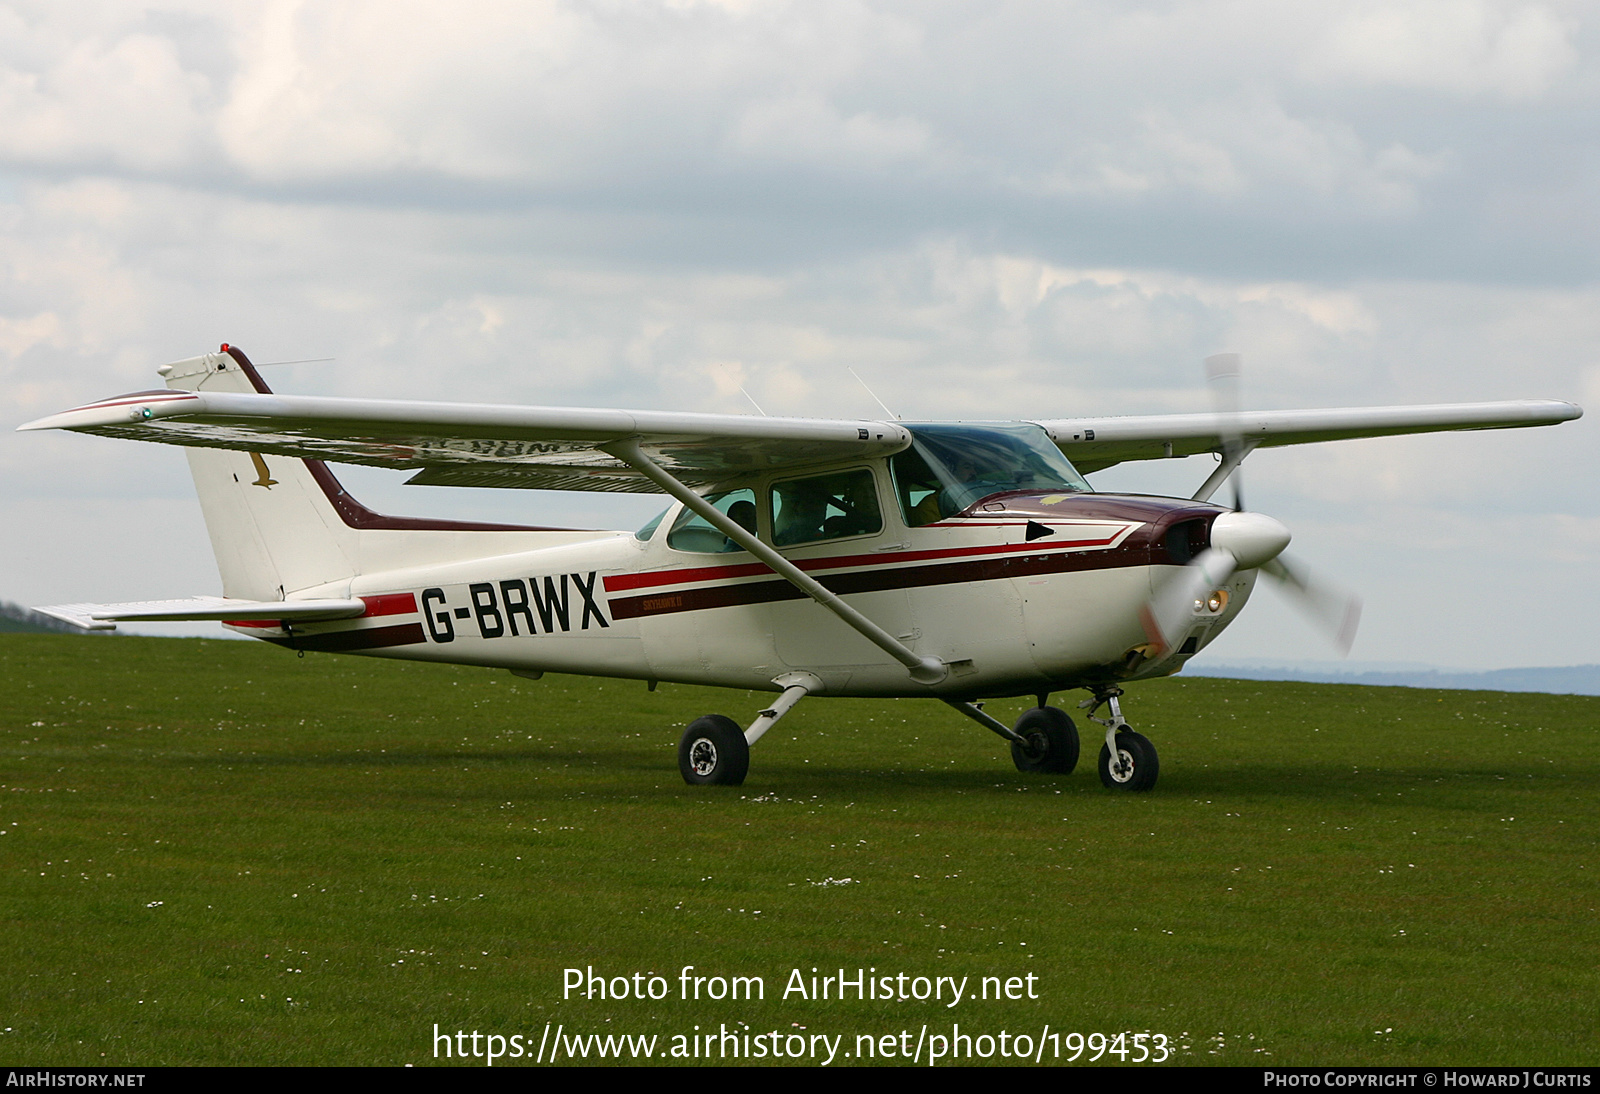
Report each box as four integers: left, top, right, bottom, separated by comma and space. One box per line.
1033, 401, 1582, 475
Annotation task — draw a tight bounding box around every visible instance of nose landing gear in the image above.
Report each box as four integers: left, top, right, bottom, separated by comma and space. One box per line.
1081, 687, 1160, 792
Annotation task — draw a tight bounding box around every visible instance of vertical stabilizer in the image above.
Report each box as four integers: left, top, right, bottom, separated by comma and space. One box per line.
161, 347, 358, 601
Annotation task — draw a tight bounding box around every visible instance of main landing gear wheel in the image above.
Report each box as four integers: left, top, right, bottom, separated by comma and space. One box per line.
678, 714, 749, 786
1098, 730, 1159, 792
1010, 706, 1080, 774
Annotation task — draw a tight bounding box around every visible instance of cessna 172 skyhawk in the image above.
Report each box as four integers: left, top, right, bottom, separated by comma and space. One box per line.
20, 346, 1581, 791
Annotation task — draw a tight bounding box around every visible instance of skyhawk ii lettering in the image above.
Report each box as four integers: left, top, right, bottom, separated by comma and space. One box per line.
22, 345, 1582, 789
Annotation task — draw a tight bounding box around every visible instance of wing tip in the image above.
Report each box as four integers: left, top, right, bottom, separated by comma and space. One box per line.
32, 605, 117, 631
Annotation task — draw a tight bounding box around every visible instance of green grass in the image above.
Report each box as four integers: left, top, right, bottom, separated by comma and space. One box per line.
1, 634, 1596, 1066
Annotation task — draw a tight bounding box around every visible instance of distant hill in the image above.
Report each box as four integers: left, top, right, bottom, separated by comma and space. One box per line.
0, 601, 85, 635
1188, 661, 1600, 697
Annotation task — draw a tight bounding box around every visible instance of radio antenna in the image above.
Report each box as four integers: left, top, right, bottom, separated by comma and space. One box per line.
717, 363, 767, 416
848, 367, 900, 420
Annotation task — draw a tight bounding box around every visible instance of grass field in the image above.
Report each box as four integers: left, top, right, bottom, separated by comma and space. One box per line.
1, 634, 1596, 1067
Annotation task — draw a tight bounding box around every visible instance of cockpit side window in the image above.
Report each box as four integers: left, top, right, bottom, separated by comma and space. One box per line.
770, 468, 882, 547
664, 488, 758, 553
889, 445, 948, 527
891, 423, 1091, 526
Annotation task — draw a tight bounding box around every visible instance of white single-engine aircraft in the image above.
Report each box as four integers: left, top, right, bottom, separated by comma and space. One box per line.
20, 346, 1581, 790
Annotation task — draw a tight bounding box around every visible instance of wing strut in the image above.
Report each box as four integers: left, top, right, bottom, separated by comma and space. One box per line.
1191, 440, 1258, 503
605, 439, 948, 685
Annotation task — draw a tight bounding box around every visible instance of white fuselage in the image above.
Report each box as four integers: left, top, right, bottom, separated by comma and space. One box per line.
236, 471, 1255, 701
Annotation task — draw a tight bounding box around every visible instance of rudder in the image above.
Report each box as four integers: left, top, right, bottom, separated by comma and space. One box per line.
161, 347, 358, 601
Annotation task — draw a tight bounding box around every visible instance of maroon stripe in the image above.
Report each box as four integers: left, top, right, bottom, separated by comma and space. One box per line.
222, 345, 275, 395
263, 621, 426, 652
80, 391, 199, 410
613, 582, 802, 619
608, 540, 1157, 620
303, 458, 579, 532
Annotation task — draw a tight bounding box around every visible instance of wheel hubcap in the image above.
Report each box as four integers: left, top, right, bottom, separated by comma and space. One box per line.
688, 737, 719, 776
1109, 747, 1134, 783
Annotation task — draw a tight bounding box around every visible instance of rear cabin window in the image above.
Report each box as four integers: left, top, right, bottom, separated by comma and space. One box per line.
664, 489, 757, 553
770, 469, 882, 547
634, 506, 669, 542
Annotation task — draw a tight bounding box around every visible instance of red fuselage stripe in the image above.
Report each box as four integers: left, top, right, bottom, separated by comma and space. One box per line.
223, 592, 417, 629
601, 530, 1126, 593
361, 592, 419, 617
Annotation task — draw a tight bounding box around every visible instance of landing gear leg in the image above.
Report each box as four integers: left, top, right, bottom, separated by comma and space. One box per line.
1080, 687, 1160, 792
944, 697, 1080, 775
677, 672, 819, 786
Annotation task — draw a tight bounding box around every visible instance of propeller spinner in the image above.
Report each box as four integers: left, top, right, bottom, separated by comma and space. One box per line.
1142, 355, 1362, 656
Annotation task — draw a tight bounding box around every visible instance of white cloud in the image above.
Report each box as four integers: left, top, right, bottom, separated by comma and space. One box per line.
1305, 1, 1579, 100
0, 21, 211, 171
728, 94, 936, 171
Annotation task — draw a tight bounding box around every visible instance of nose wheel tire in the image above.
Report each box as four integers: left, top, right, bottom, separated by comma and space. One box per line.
1098, 730, 1159, 792
1010, 706, 1080, 774
678, 714, 749, 786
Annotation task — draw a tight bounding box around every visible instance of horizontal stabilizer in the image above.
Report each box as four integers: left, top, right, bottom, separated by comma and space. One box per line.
34, 597, 367, 632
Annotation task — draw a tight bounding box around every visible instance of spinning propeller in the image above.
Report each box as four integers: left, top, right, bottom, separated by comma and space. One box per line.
1139, 355, 1361, 656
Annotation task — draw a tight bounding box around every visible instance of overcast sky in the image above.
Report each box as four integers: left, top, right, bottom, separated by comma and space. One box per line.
2, 0, 1597, 670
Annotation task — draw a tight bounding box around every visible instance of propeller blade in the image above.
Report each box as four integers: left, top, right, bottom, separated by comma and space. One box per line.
1262, 556, 1362, 654
1204, 352, 1245, 511
1140, 511, 1296, 656
1141, 546, 1238, 655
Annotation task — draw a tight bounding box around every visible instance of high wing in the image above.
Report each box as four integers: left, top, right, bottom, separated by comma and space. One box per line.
18, 381, 1580, 489
1034, 401, 1582, 475
18, 388, 913, 492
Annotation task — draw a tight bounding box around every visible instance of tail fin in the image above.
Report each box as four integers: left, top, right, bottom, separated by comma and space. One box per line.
162, 346, 358, 601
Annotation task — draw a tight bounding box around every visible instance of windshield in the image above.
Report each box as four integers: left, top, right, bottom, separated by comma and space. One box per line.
890, 423, 1091, 526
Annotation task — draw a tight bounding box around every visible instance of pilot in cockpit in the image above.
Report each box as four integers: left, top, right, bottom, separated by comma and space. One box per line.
822, 473, 881, 539
774, 484, 831, 546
